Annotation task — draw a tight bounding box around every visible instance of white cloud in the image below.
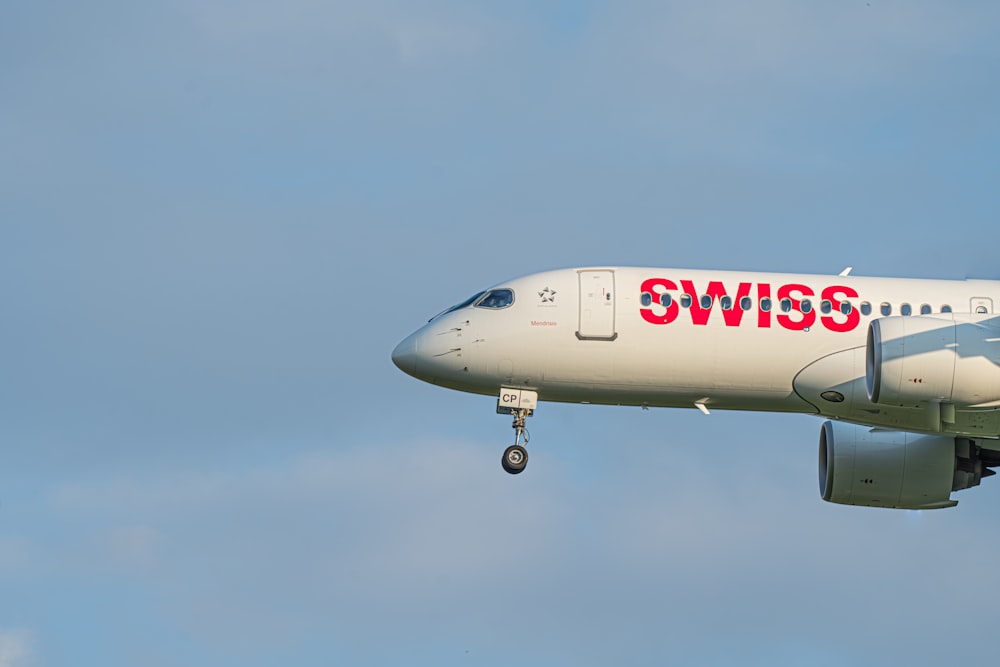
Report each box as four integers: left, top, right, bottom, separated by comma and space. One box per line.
187, 0, 496, 66
103, 525, 163, 572
0, 630, 34, 667
602, 1, 991, 85
392, 17, 491, 65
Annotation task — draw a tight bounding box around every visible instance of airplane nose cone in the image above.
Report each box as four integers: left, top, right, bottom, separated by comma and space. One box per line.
392, 331, 420, 377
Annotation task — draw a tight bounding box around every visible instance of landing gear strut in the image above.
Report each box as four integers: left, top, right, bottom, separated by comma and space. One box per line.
501, 408, 531, 475
497, 388, 537, 475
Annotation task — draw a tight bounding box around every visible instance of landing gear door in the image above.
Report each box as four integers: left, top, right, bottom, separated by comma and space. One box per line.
577, 270, 617, 341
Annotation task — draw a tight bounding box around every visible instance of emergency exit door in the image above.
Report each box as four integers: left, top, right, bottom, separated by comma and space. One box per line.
971, 297, 993, 314
577, 270, 617, 340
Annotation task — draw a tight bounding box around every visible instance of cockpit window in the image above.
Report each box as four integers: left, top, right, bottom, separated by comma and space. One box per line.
429, 291, 486, 321
476, 289, 515, 309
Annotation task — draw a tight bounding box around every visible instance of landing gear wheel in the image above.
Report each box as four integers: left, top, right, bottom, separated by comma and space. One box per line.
502, 444, 528, 475
498, 403, 532, 475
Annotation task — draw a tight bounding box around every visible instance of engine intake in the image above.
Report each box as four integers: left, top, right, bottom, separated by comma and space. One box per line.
818, 421, 986, 510
866, 314, 1000, 407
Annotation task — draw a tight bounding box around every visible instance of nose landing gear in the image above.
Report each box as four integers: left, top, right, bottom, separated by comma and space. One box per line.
496, 388, 538, 475
501, 409, 531, 474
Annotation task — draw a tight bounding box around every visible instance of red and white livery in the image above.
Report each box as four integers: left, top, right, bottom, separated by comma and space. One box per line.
393, 267, 1000, 510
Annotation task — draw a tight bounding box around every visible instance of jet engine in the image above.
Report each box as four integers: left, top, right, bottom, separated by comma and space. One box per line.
818, 420, 990, 509
866, 314, 1000, 407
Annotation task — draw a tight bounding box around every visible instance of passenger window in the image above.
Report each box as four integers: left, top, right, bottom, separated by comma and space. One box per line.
641, 292, 652, 307
941, 305, 952, 313
660, 293, 673, 308
880, 302, 892, 316
820, 300, 832, 314
780, 298, 792, 313
760, 298, 772, 312
801, 299, 812, 314
681, 294, 692, 308
901, 303, 912, 316
860, 301, 872, 316
700, 295, 712, 309
976, 305, 989, 314
840, 301, 852, 315
920, 304, 931, 315
740, 296, 752, 311
476, 289, 514, 309
720, 296, 733, 310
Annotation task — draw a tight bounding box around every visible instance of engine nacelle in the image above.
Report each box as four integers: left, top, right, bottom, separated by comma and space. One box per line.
818, 421, 985, 509
866, 314, 1000, 407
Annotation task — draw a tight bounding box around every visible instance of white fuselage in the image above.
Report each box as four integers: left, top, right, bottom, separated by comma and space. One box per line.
393, 267, 1000, 440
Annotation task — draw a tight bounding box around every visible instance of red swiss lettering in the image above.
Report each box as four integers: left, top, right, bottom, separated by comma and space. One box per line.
776, 284, 816, 331
680, 280, 753, 326
757, 283, 771, 328
821, 285, 860, 332
638, 277, 860, 334
639, 278, 679, 324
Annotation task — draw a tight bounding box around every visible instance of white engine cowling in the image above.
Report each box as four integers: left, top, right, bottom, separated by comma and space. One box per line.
866, 314, 1000, 407
818, 421, 985, 509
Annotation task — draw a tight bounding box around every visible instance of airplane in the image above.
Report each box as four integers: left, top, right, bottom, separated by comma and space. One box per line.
391, 266, 1000, 510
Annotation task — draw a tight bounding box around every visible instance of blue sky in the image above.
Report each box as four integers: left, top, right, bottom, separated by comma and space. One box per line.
3, 2, 1000, 665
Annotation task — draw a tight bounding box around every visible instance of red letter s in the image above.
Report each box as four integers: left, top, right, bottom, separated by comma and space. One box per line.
776, 284, 816, 331
640, 278, 679, 325
821, 285, 860, 332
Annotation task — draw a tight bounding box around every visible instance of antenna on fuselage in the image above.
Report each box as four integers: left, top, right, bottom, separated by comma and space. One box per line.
839, 267, 853, 276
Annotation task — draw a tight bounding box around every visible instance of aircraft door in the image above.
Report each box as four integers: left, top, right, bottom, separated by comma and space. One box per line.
971, 297, 993, 314
577, 270, 617, 341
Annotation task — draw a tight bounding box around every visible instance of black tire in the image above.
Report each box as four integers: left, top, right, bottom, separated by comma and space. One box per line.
501, 445, 528, 475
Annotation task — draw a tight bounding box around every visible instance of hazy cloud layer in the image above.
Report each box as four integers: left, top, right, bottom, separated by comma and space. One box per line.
0, 630, 33, 667
5, 418, 1000, 665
